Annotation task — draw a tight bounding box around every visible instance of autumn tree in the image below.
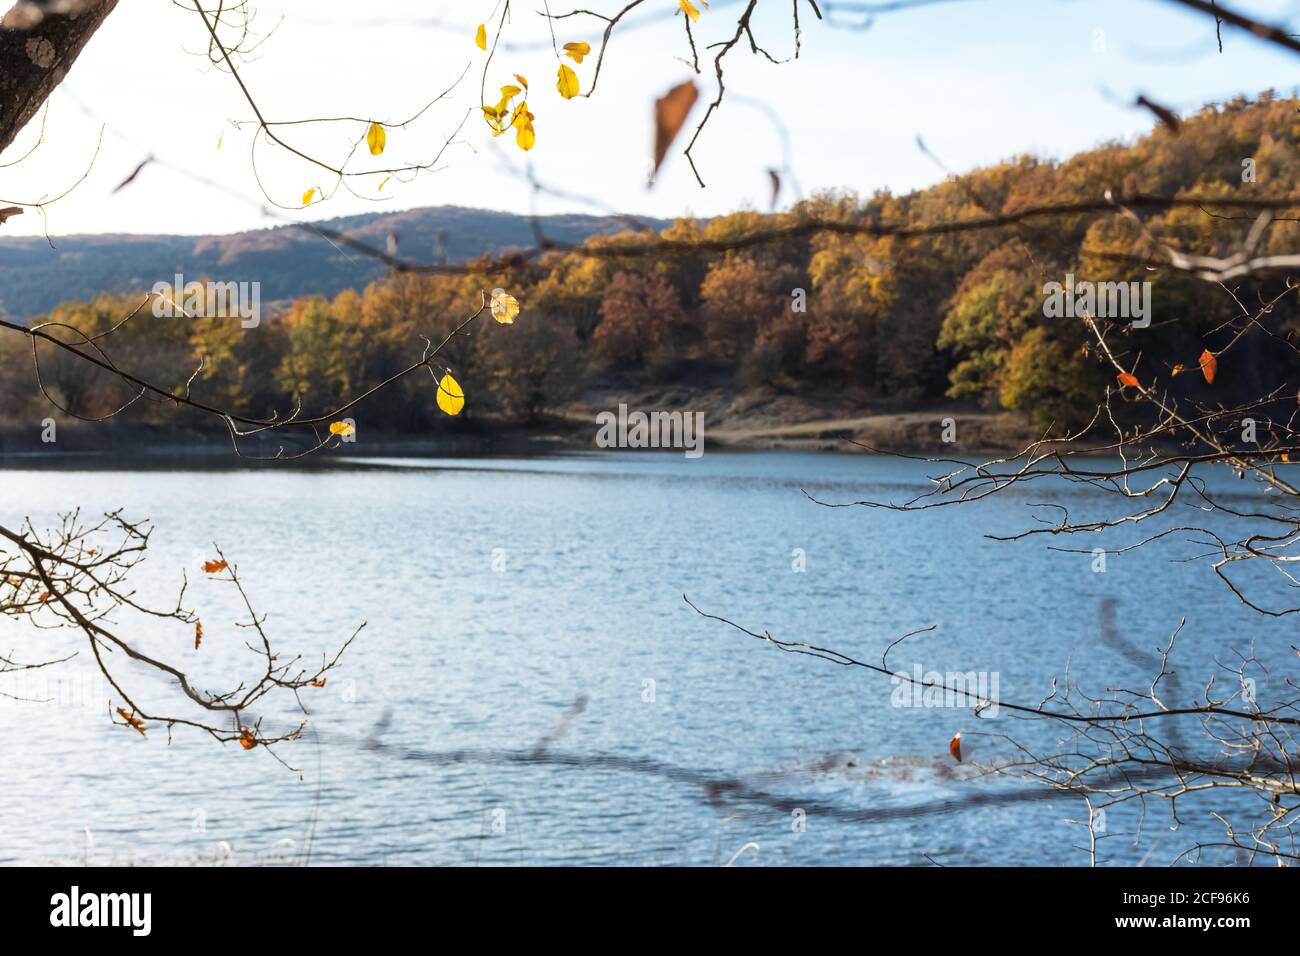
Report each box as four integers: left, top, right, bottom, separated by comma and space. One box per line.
592, 271, 686, 370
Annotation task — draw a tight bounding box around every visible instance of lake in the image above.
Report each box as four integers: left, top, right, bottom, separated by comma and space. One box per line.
0, 450, 1288, 866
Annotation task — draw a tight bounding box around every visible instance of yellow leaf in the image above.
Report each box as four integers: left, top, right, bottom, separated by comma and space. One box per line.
514, 74, 529, 90
366, 121, 386, 156
436, 372, 465, 416
679, 0, 701, 22
378, 176, 391, 192
329, 421, 355, 437
482, 105, 509, 136
556, 64, 580, 100
302, 187, 316, 205
499, 84, 522, 100
490, 289, 520, 324
563, 42, 590, 64
216, 130, 223, 150
515, 116, 536, 151
475, 23, 487, 51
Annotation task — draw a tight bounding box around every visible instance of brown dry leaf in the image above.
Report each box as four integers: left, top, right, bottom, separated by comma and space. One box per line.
203, 559, 228, 574
37, 590, 51, 604
1135, 94, 1181, 133
195, 620, 203, 650
311, 677, 327, 688
116, 707, 147, 737
239, 728, 257, 750
949, 732, 962, 763
652, 80, 699, 180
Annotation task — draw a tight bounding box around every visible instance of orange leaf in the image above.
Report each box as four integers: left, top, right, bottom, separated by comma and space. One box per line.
239, 728, 257, 750
37, 590, 50, 604
948, 732, 962, 763
195, 620, 203, 650
1199, 349, 1217, 385
1170, 364, 1185, 376
116, 707, 147, 737
652, 80, 699, 179
203, 559, 228, 574
1116, 372, 1140, 389
311, 677, 327, 688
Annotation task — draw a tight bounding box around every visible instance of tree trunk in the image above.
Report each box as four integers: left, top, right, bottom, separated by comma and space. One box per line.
0, 0, 118, 155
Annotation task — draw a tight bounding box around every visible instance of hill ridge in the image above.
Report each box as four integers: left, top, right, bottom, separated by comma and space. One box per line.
0, 204, 670, 320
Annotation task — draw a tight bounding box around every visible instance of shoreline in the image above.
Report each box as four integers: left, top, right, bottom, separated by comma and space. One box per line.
0, 390, 1041, 463
0, 420, 1038, 466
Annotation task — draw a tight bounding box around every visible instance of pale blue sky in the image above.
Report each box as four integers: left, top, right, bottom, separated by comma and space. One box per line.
0, 0, 1297, 238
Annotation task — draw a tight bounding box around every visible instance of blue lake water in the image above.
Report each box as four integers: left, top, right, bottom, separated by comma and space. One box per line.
0, 450, 1290, 866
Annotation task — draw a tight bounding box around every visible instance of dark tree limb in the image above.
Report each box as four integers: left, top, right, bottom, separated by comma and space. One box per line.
0, 0, 117, 154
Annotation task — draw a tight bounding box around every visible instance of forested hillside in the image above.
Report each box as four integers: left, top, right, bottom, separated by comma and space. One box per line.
5, 92, 1296, 437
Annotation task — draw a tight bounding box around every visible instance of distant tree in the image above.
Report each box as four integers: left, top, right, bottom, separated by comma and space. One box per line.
699, 255, 770, 361
592, 271, 684, 369
478, 314, 582, 422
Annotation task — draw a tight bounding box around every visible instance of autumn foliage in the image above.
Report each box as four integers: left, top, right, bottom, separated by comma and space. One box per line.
6, 93, 1299, 437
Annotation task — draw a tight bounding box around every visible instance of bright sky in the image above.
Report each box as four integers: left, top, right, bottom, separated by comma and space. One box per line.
1, 0, 1298, 238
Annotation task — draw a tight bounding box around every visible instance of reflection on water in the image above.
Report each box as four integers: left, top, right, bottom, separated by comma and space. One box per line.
0, 451, 1285, 865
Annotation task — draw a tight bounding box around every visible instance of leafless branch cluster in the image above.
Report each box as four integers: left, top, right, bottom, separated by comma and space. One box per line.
805, 284, 1300, 618
182, 0, 473, 210
0, 509, 360, 761
686, 594, 1300, 864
